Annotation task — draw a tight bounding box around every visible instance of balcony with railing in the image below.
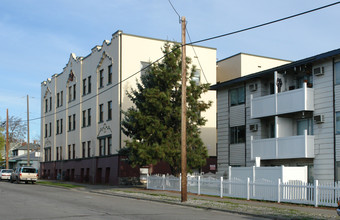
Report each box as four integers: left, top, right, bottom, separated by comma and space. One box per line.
250, 83, 314, 118
251, 132, 314, 160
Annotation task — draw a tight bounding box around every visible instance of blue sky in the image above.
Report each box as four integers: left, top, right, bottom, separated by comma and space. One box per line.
0, 0, 339, 140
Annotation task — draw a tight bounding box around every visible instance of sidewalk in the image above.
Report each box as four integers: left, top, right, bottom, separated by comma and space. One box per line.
39, 180, 339, 219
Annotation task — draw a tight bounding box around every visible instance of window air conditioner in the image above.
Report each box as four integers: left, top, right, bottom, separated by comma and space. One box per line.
314, 115, 325, 123
249, 124, 258, 131
249, 83, 257, 92
313, 66, 324, 76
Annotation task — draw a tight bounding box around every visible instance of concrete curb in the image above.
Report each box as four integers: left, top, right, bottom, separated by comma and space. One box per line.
89, 190, 283, 220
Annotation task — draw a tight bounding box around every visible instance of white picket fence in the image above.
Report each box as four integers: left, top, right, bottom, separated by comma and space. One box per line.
146, 175, 340, 207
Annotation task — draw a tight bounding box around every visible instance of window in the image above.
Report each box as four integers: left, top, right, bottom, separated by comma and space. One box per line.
230, 126, 245, 144
108, 65, 112, 84
49, 97, 52, 111
60, 146, 62, 160
60, 119, 63, 134
72, 144, 75, 159
44, 124, 47, 138
108, 101, 112, 120
68, 145, 71, 159
107, 136, 112, 155
60, 91, 63, 106
88, 76, 92, 94
335, 62, 340, 85
99, 104, 103, 122
336, 112, 340, 134
44, 148, 51, 162
56, 147, 59, 161
192, 69, 201, 85
68, 86, 72, 102
230, 87, 245, 106
45, 99, 48, 113
87, 141, 91, 157
82, 142, 86, 158
73, 84, 76, 100
57, 93, 60, 107
68, 115, 72, 131
83, 78, 87, 95
72, 114, 76, 130
141, 61, 150, 76
297, 118, 313, 135
56, 120, 60, 134
88, 108, 91, 126
49, 123, 52, 137
99, 69, 104, 87
82, 110, 86, 127
99, 138, 105, 156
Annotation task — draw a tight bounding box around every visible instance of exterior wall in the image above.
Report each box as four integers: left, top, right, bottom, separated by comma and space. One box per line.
40, 31, 217, 184
40, 155, 139, 185
216, 88, 229, 175
215, 52, 340, 183
217, 53, 290, 83
120, 34, 217, 156
217, 55, 241, 83
241, 55, 290, 78
313, 59, 335, 183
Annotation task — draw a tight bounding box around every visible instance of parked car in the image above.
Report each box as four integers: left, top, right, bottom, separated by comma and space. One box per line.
0, 169, 13, 181
10, 167, 38, 184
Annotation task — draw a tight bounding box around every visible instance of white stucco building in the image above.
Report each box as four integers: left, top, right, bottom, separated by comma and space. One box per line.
212, 48, 340, 183
40, 30, 217, 184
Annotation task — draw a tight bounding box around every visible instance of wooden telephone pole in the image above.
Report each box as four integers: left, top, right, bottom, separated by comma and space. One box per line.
27, 95, 30, 166
181, 16, 187, 202
6, 109, 9, 169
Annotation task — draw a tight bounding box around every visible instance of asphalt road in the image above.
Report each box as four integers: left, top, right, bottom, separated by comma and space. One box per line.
0, 181, 267, 220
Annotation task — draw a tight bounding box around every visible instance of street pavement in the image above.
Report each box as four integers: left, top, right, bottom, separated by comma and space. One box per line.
36, 180, 340, 219
0, 180, 265, 220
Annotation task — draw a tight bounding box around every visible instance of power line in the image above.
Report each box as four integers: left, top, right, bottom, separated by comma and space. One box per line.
167, 0, 209, 84
186, 29, 209, 84
5, 1, 339, 124
168, 0, 181, 21
187, 1, 340, 46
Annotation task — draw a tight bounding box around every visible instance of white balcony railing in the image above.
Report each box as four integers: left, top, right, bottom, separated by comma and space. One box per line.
251, 133, 314, 160
251, 84, 314, 118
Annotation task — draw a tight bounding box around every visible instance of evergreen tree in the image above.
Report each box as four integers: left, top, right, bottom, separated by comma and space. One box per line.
121, 43, 212, 175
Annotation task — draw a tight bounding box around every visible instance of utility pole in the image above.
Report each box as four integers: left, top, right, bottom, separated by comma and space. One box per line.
181, 16, 187, 202
27, 95, 30, 166
6, 109, 9, 169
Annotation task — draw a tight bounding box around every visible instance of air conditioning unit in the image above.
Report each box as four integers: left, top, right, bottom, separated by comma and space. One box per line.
249, 124, 258, 131
313, 66, 324, 76
249, 83, 257, 92
314, 115, 325, 123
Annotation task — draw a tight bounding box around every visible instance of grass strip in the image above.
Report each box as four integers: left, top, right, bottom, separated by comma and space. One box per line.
37, 181, 83, 188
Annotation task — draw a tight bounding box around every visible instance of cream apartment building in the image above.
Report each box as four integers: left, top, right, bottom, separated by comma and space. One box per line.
40, 30, 217, 184
212, 48, 340, 183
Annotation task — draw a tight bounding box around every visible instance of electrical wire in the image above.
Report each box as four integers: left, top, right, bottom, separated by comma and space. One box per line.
167, 0, 209, 84
168, 0, 181, 21
187, 1, 340, 46
3, 1, 339, 124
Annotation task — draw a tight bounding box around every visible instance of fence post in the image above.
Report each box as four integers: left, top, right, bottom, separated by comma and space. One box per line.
146, 174, 149, 189
198, 176, 201, 195
314, 180, 318, 207
247, 177, 250, 200
220, 177, 223, 198
277, 178, 281, 203
162, 174, 165, 191
179, 174, 182, 191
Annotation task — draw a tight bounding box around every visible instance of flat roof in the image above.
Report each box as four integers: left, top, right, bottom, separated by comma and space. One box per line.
211, 48, 340, 90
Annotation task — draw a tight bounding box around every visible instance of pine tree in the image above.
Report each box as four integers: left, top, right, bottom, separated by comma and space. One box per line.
121, 43, 212, 175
